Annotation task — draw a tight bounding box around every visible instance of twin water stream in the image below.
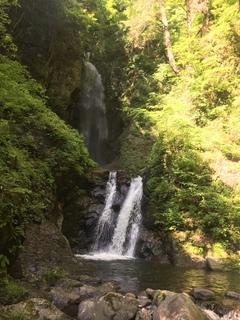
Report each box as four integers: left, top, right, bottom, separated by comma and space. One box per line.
79, 172, 143, 260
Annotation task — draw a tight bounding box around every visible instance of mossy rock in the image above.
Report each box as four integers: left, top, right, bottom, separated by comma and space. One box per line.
0, 298, 73, 320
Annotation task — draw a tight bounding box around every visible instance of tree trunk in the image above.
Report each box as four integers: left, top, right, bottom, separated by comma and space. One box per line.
200, 0, 211, 36
158, 0, 181, 74
185, 0, 192, 37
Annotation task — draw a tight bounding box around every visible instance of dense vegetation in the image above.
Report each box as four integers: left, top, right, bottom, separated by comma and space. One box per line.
0, 0, 239, 278
117, 0, 240, 255
0, 0, 95, 275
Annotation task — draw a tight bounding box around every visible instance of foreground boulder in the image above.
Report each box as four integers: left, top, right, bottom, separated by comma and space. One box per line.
46, 277, 119, 317
77, 292, 138, 320
152, 292, 210, 320
0, 298, 73, 320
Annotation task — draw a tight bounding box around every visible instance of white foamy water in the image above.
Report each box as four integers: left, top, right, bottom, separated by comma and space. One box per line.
77, 172, 143, 261
76, 253, 134, 261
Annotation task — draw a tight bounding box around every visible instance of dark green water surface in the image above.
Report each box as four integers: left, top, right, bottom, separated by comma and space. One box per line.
88, 258, 240, 297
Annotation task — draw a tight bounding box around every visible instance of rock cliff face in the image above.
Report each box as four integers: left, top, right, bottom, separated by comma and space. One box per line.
9, 0, 124, 162
9, 0, 84, 118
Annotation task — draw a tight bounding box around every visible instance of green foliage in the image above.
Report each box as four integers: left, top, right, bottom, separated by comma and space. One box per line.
183, 242, 204, 257
211, 242, 228, 258
44, 268, 65, 285
119, 110, 156, 175
0, 0, 18, 55
117, 0, 240, 250
0, 54, 94, 275
8, 310, 32, 320
0, 255, 10, 270
223, 257, 240, 271
174, 1, 240, 126
147, 124, 240, 245
0, 278, 28, 304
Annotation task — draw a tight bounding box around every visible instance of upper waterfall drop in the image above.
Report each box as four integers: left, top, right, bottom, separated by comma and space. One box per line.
75, 60, 109, 165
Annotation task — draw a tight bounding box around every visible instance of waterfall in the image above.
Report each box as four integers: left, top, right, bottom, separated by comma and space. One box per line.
93, 171, 117, 252
108, 176, 143, 256
76, 61, 109, 165
92, 172, 143, 259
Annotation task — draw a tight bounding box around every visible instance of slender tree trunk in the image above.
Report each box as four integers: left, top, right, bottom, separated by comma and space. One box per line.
158, 0, 181, 74
201, 0, 211, 36
185, 0, 192, 37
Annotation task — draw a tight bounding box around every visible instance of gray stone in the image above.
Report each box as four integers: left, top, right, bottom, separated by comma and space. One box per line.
153, 292, 210, 320
137, 295, 151, 308
77, 299, 96, 320
225, 291, 240, 300
206, 257, 223, 271
54, 277, 83, 293
153, 290, 176, 307
78, 281, 119, 298
125, 292, 136, 298
77, 292, 138, 320
48, 287, 80, 317
0, 298, 73, 320
136, 308, 152, 320
146, 288, 160, 299
190, 288, 215, 301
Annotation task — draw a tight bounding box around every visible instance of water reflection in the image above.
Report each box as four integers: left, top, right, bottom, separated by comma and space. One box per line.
81, 258, 240, 297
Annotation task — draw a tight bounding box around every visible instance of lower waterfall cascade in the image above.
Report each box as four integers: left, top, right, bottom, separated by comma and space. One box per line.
106, 174, 143, 257
79, 171, 143, 260
92, 171, 118, 253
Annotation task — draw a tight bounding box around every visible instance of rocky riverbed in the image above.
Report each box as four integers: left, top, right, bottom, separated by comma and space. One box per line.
1, 271, 240, 320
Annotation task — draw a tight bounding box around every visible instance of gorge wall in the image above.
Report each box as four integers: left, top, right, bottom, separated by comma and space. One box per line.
9, 0, 124, 165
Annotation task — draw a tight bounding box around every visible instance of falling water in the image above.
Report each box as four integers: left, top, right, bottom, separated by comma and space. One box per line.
108, 176, 143, 256
76, 61, 109, 165
93, 171, 117, 252
91, 173, 143, 259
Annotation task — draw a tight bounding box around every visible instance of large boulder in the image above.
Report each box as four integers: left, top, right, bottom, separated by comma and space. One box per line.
0, 298, 73, 320
47, 278, 119, 317
153, 292, 210, 320
77, 292, 138, 320
206, 257, 223, 271
47, 287, 81, 317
